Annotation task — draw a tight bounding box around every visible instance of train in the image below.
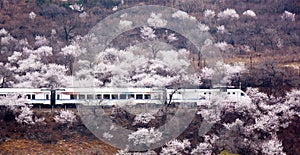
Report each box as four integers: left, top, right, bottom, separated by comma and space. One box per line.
0, 87, 249, 107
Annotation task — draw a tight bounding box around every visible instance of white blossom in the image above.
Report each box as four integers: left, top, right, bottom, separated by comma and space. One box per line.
242, 10, 256, 18
147, 13, 167, 28
246, 88, 269, 104
41, 63, 69, 86
192, 87, 296, 155
140, 26, 156, 40
167, 33, 178, 42
198, 23, 210, 32
35, 36, 49, 46
79, 11, 88, 18
128, 128, 162, 146
253, 113, 280, 132
0, 28, 8, 36
201, 67, 215, 80
19, 39, 29, 46
156, 49, 190, 71
61, 43, 85, 57
133, 113, 155, 124
172, 10, 196, 21
243, 45, 251, 52
220, 62, 246, 84
120, 13, 128, 19
103, 132, 113, 140
16, 106, 35, 125
204, 39, 213, 45
216, 25, 226, 34
29, 11, 36, 20
69, 3, 84, 12
215, 41, 229, 51
198, 107, 221, 124
261, 136, 286, 155
281, 11, 296, 22
276, 38, 283, 48
54, 110, 77, 124
12, 46, 69, 88
0, 94, 27, 112
161, 139, 191, 155
22, 46, 52, 57
204, 9, 215, 19
283, 89, 300, 118
191, 142, 213, 155
51, 29, 57, 35
202, 62, 246, 84
1, 35, 17, 45
218, 8, 239, 20
17, 54, 42, 72
116, 148, 156, 155
34, 116, 45, 124
8, 51, 22, 63
119, 20, 133, 30
285, 89, 300, 108
112, 6, 118, 11
204, 134, 219, 144
223, 119, 244, 130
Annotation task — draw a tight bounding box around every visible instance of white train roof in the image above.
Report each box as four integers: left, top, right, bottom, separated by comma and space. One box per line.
0, 88, 46, 93
0, 87, 245, 94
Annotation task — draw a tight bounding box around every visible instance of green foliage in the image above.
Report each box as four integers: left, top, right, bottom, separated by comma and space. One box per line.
219, 150, 239, 155
60, 2, 71, 9
36, 0, 45, 6
35, 0, 53, 6
93, 0, 121, 8
78, 0, 88, 5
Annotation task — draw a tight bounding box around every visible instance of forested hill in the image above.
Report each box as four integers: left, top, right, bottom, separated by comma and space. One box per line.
0, 0, 299, 52
0, 0, 299, 96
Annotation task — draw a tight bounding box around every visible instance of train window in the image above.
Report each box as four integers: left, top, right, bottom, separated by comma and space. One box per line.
112, 94, 118, 100
87, 94, 94, 100
79, 94, 85, 100
241, 93, 245, 96
26, 94, 31, 99
103, 94, 110, 99
96, 94, 102, 99
209, 92, 211, 94
57, 95, 60, 100
144, 94, 151, 99
204, 92, 206, 95
46, 94, 49, 100
0, 94, 6, 97
70, 94, 77, 99
233, 92, 236, 95
32, 94, 35, 100
136, 94, 143, 100
120, 94, 127, 99
227, 92, 230, 95
128, 94, 135, 99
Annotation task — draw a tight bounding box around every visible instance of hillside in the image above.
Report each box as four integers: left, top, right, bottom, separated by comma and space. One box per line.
0, 0, 299, 96
0, 1, 300, 155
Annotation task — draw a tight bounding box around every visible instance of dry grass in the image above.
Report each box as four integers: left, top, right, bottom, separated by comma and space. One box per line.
0, 138, 118, 155
224, 52, 300, 69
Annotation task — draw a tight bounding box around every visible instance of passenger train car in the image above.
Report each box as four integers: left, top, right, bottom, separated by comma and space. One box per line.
0, 87, 249, 106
